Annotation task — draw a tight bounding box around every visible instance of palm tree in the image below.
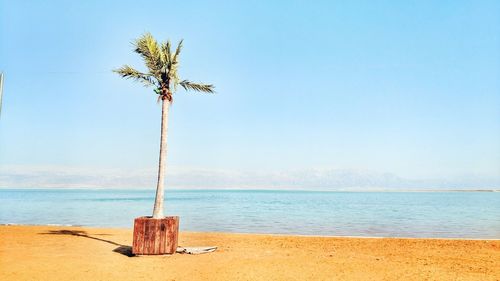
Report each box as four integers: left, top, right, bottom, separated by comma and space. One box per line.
114, 33, 214, 219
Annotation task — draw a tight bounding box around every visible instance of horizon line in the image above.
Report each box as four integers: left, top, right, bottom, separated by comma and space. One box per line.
1, 187, 498, 192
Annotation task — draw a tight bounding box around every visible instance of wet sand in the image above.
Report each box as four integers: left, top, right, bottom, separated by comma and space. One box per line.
0, 225, 498, 280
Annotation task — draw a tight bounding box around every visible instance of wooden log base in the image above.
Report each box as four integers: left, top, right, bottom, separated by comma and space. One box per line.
132, 216, 179, 255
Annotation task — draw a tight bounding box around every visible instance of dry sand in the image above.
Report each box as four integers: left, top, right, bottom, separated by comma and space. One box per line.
0, 225, 498, 280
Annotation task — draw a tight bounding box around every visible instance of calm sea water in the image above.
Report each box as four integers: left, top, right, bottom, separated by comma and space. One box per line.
0, 189, 499, 238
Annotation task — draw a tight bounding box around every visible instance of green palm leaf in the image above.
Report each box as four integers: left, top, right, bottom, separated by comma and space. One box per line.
172, 40, 183, 65
134, 33, 162, 80
180, 80, 215, 93
113, 65, 156, 87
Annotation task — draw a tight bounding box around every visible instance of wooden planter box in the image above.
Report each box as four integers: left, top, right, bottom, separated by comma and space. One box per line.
132, 216, 179, 255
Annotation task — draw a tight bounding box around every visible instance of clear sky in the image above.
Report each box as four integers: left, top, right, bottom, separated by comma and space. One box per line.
0, 0, 499, 189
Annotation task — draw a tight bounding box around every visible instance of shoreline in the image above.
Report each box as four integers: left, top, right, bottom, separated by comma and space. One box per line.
2, 223, 498, 240
1, 225, 499, 280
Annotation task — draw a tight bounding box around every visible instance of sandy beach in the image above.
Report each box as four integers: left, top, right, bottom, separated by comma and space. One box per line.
0, 225, 498, 280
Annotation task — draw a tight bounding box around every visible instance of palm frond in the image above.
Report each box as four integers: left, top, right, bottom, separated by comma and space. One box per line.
172, 39, 183, 65
113, 65, 156, 87
160, 41, 171, 69
165, 40, 172, 62
180, 80, 215, 93
159, 40, 173, 84
169, 70, 179, 91
167, 40, 183, 91
134, 33, 162, 79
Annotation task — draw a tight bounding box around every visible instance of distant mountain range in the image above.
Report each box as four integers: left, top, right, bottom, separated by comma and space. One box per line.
1, 165, 498, 191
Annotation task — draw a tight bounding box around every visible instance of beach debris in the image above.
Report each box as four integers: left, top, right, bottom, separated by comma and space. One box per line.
176, 246, 217, 255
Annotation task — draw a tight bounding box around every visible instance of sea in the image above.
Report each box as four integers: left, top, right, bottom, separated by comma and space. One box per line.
1, 189, 499, 239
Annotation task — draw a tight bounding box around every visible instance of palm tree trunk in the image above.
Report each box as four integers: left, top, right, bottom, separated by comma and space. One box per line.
152, 98, 170, 218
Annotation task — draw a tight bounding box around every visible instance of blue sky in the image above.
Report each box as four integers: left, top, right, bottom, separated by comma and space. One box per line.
0, 0, 499, 189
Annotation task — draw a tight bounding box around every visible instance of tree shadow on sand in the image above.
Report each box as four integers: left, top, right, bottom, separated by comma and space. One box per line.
38, 230, 134, 257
